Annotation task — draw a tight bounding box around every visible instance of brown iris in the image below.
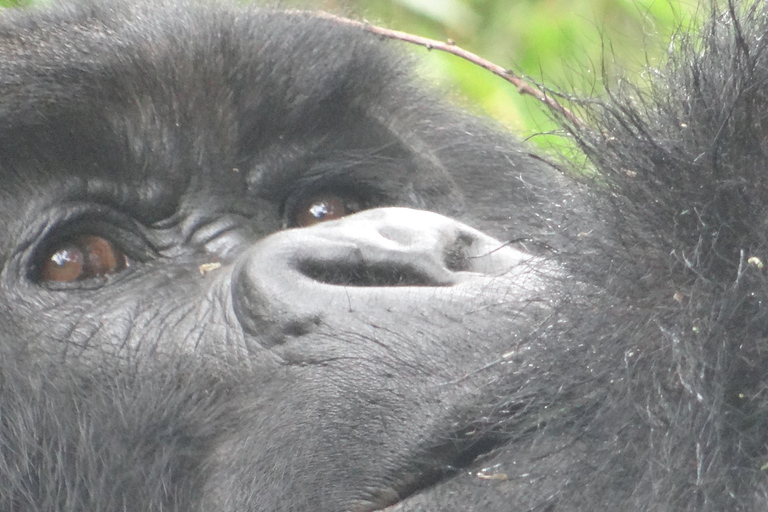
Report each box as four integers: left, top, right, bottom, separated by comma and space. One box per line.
293, 193, 353, 227
41, 235, 129, 283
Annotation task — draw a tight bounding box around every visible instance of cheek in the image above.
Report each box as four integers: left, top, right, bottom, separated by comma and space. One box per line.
5, 261, 242, 362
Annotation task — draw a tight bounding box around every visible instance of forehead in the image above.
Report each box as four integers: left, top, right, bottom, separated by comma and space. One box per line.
0, 2, 402, 190
0, 2, 463, 257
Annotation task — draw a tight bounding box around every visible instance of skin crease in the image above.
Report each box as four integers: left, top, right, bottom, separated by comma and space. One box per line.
3, 0, 768, 511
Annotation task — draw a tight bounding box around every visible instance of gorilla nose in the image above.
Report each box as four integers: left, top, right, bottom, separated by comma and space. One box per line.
231, 207, 530, 345
293, 207, 526, 286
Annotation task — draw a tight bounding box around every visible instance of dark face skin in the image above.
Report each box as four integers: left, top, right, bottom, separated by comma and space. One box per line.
0, 1, 577, 510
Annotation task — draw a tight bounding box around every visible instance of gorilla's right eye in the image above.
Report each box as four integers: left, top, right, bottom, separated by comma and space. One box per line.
291, 191, 362, 227
40, 235, 130, 283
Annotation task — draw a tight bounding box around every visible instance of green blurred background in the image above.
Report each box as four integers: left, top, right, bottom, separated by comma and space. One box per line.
280, 0, 696, 143
0, 0, 696, 143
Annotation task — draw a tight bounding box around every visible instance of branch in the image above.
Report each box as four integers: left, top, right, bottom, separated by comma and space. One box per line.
306, 11, 581, 126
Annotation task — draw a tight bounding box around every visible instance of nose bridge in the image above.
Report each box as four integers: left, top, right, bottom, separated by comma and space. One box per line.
307, 207, 462, 266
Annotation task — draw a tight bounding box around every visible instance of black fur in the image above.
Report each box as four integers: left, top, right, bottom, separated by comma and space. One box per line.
403, 3, 768, 510
2, 1, 768, 511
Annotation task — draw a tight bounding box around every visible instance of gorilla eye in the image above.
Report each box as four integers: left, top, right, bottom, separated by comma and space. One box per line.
293, 192, 360, 227
40, 235, 129, 283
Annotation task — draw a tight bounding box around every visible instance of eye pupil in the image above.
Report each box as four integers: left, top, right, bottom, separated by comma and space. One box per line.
43, 245, 85, 282
40, 235, 128, 283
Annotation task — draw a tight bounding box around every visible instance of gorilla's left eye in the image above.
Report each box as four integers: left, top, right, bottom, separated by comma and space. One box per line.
40, 235, 130, 283
291, 192, 362, 227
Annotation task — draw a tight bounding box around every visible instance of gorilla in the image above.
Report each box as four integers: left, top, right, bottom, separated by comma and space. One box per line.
1, 0, 767, 511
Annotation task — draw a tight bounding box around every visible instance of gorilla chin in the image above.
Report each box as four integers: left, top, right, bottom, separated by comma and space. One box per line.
2, 0, 768, 511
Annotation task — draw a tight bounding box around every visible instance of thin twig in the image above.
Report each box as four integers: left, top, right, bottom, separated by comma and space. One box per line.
303, 11, 581, 125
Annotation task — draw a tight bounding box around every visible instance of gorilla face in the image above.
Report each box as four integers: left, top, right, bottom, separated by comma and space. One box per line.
9, 1, 768, 511
0, 1, 579, 510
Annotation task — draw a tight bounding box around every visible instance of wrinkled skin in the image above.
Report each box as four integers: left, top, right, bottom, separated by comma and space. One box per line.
2, 1, 768, 511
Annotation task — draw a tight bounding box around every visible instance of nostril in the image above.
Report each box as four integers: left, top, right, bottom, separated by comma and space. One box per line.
443, 233, 475, 272
297, 259, 444, 287
274, 208, 528, 288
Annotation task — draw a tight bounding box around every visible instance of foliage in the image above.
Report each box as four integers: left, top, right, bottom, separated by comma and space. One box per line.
285, 0, 697, 146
